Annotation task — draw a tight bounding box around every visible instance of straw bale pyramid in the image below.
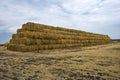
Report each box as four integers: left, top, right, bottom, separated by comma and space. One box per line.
6, 22, 112, 52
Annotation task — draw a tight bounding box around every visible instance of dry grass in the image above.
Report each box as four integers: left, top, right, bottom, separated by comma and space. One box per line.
0, 42, 120, 80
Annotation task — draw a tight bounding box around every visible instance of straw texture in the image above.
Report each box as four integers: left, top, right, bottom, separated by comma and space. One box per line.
7, 22, 112, 52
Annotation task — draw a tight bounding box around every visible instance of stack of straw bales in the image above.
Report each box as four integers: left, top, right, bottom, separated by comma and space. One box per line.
7, 22, 112, 52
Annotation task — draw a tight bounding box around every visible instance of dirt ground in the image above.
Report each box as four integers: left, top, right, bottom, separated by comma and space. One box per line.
0, 42, 120, 80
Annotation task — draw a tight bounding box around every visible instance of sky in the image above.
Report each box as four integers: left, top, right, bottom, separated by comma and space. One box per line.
0, 0, 120, 44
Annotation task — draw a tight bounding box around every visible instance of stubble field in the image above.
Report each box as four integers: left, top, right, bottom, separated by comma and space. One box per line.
0, 42, 120, 80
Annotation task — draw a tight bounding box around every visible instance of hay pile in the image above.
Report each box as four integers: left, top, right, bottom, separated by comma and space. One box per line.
7, 22, 112, 52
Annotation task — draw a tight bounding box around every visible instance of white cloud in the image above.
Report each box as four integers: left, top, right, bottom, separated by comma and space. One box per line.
0, 0, 120, 39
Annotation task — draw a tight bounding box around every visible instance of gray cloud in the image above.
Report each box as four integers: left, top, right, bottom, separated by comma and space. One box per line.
0, 0, 120, 39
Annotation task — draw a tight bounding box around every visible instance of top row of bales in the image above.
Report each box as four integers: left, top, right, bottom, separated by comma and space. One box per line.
7, 22, 112, 52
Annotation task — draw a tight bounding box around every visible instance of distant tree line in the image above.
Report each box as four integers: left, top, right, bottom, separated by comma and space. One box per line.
0, 44, 4, 46
112, 39, 120, 42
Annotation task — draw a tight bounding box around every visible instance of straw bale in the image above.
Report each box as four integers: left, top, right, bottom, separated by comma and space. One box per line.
7, 22, 112, 52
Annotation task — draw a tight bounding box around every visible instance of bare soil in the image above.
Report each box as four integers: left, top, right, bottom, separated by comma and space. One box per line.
0, 42, 120, 80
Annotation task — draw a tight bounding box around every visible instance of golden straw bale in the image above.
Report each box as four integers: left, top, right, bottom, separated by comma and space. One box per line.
6, 22, 112, 52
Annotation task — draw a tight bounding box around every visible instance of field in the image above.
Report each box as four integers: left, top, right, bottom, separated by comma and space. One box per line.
0, 42, 120, 80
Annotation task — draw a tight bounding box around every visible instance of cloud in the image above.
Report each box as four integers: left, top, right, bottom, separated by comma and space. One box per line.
0, 0, 120, 39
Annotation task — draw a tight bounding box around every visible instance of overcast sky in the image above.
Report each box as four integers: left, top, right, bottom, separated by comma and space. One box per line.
0, 0, 120, 43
